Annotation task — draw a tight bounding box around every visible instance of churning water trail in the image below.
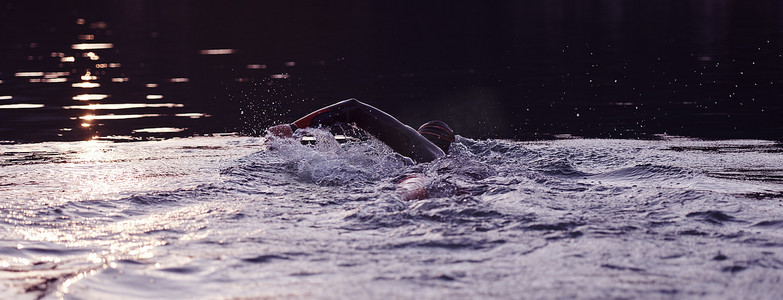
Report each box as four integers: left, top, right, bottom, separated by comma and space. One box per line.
1, 134, 782, 299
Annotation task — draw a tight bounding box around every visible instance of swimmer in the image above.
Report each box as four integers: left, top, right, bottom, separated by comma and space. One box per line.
268, 99, 455, 201
267, 98, 455, 163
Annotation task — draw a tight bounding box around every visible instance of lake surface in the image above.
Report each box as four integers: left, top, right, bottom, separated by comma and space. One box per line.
2, 1, 783, 299
1, 135, 782, 299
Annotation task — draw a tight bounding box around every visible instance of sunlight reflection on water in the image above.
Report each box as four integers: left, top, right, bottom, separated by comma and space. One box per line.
0, 104, 45, 109
2, 1, 782, 143
80, 114, 162, 120
2, 16, 212, 142
64, 103, 183, 110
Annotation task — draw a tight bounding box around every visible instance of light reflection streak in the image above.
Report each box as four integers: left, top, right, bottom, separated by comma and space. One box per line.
175, 113, 207, 119
0, 104, 44, 109
45, 72, 70, 78
199, 48, 236, 55
146, 95, 163, 100
132, 127, 186, 133
168, 78, 189, 83
0, 95, 12, 100
30, 78, 68, 83
73, 94, 108, 101
80, 114, 162, 120
64, 103, 184, 110
71, 43, 114, 50
14, 71, 44, 77
111, 77, 129, 82
72, 82, 100, 88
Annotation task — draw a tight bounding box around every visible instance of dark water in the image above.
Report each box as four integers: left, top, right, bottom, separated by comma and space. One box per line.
1, 1, 782, 142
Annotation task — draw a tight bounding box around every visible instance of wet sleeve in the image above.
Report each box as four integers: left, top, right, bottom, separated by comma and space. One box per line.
291, 99, 445, 163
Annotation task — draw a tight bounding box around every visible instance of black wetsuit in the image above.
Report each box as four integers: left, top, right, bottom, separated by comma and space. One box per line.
291, 99, 445, 163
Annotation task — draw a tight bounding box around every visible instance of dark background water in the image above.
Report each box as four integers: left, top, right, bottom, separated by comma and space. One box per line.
1, 0, 782, 142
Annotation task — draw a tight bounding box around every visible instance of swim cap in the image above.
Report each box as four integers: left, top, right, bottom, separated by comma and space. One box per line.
418, 120, 454, 153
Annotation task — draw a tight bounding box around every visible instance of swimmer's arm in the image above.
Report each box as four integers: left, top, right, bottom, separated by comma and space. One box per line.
266, 100, 346, 137
266, 98, 444, 163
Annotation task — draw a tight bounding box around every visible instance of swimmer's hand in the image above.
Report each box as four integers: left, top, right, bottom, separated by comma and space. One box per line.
267, 124, 295, 138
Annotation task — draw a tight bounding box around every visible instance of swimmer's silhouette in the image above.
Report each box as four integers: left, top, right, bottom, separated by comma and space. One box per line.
268, 98, 454, 163
268, 99, 456, 200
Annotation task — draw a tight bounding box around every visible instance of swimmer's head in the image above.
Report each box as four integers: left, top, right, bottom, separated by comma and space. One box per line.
418, 120, 454, 153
